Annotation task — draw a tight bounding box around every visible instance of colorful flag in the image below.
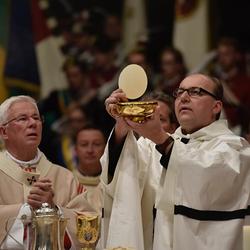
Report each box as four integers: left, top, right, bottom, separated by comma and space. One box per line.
1, 0, 67, 100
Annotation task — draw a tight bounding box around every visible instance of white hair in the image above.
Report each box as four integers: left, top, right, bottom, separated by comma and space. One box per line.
0, 95, 39, 125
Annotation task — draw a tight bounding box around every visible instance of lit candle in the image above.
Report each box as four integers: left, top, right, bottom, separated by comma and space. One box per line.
243, 225, 250, 250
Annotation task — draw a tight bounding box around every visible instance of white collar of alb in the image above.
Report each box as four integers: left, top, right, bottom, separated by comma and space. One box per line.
6, 149, 42, 168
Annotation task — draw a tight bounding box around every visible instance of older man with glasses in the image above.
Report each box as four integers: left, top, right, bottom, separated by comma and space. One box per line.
0, 95, 99, 249
102, 73, 250, 250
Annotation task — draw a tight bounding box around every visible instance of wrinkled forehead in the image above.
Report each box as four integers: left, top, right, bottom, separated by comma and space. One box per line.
179, 75, 214, 91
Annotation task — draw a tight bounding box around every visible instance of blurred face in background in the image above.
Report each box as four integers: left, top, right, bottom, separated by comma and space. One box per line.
104, 15, 122, 41
161, 51, 182, 79
65, 65, 85, 91
94, 51, 112, 68
68, 108, 86, 134
158, 101, 176, 133
127, 52, 148, 70
217, 45, 240, 72
75, 128, 106, 176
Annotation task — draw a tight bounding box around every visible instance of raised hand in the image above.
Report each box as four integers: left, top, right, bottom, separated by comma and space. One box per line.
105, 89, 128, 118
105, 89, 131, 143
125, 106, 169, 145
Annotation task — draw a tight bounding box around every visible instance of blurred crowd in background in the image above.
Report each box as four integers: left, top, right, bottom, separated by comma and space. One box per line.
1, 0, 250, 171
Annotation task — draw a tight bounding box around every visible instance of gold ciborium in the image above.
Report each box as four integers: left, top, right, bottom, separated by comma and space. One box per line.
116, 101, 158, 123
76, 213, 100, 250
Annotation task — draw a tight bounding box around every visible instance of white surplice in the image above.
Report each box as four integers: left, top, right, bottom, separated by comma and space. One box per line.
101, 120, 250, 250
101, 130, 163, 250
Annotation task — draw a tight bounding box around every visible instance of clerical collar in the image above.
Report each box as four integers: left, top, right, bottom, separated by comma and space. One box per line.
5, 149, 42, 168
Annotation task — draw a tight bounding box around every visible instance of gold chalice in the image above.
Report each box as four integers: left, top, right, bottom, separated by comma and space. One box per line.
116, 101, 158, 123
116, 64, 156, 123
77, 214, 100, 250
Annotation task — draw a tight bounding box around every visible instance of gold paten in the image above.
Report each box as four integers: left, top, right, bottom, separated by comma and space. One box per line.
117, 101, 158, 123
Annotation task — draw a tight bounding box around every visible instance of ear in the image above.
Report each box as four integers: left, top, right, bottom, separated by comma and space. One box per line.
0, 126, 8, 140
213, 100, 223, 117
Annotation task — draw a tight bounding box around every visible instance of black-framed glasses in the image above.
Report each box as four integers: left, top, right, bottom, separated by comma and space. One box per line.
2, 114, 44, 126
173, 87, 218, 99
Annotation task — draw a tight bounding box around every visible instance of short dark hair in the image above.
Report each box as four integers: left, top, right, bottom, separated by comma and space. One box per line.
62, 57, 87, 73
210, 76, 224, 101
73, 122, 106, 144
126, 47, 148, 63
217, 37, 241, 52
162, 47, 184, 65
206, 75, 224, 120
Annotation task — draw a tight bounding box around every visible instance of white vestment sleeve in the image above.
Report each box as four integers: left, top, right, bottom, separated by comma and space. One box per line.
1, 203, 31, 249
101, 131, 151, 250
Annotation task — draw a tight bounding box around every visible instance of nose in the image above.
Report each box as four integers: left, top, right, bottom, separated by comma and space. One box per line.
86, 144, 94, 153
27, 117, 38, 127
179, 90, 190, 102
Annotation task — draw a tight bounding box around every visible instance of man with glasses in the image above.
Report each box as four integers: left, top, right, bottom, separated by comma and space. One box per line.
103, 74, 250, 250
0, 95, 98, 249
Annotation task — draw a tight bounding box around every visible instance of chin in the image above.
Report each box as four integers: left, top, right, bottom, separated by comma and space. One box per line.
25, 141, 40, 148
179, 120, 195, 132
83, 160, 95, 165
178, 116, 192, 125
